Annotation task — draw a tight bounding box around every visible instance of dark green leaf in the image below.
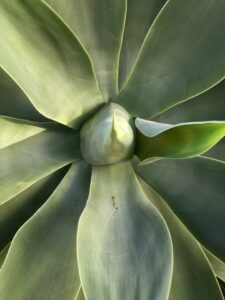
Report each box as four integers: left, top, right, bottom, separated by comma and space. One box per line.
119, 0, 166, 87
0, 166, 68, 251
0, 161, 91, 300
0, 124, 80, 205
0, 0, 104, 128
134, 156, 225, 262
0, 245, 9, 269
154, 79, 225, 123
0, 68, 47, 121
139, 178, 223, 300
115, 0, 225, 118
45, 0, 126, 100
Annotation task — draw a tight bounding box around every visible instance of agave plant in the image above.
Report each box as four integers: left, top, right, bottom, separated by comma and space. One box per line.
1, 0, 225, 299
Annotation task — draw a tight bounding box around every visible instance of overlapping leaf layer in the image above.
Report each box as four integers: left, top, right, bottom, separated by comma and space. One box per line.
0, 1, 225, 299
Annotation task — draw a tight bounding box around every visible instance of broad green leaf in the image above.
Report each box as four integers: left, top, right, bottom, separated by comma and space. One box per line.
154, 79, 225, 123
0, 117, 46, 149
0, 245, 9, 269
0, 0, 104, 128
135, 118, 225, 163
0, 166, 68, 251
115, 0, 225, 118
45, 0, 126, 100
119, 0, 167, 88
139, 178, 223, 300
0, 68, 47, 121
77, 162, 173, 300
0, 161, 91, 300
0, 126, 80, 205
204, 249, 225, 283
134, 156, 225, 262
152, 79, 225, 162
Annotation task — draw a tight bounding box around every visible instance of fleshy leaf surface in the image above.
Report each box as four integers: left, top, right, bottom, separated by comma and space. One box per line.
0, 161, 91, 300
0, 126, 80, 205
77, 162, 173, 300
135, 118, 225, 163
0, 166, 68, 251
0, 117, 46, 150
0, 245, 9, 269
119, 0, 167, 87
139, 178, 223, 300
0, 0, 104, 127
154, 79, 225, 123
205, 249, 225, 283
0, 68, 47, 121
45, 0, 126, 100
115, 0, 225, 118
152, 79, 225, 162
75, 286, 86, 300
134, 156, 225, 262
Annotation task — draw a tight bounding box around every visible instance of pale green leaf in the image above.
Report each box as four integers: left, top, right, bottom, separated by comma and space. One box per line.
0, 126, 80, 205
0, 0, 104, 128
134, 156, 225, 262
139, 178, 223, 300
204, 248, 225, 283
0, 117, 46, 150
75, 286, 86, 300
0, 166, 68, 251
0, 161, 91, 300
45, 0, 126, 100
135, 118, 225, 162
77, 162, 173, 300
119, 0, 166, 87
115, 0, 225, 118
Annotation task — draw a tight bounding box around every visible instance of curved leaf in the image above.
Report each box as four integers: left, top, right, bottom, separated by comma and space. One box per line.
154, 79, 225, 123
139, 178, 223, 300
134, 156, 225, 263
205, 139, 225, 162
0, 166, 68, 251
45, 0, 126, 100
0, 0, 104, 127
152, 79, 225, 162
77, 162, 173, 300
204, 249, 225, 283
135, 118, 225, 163
115, 0, 225, 118
0, 126, 80, 205
118, 0, 166, 88
0, 161, 91, 300
0, 245, 9, 269
0, 68, 47, 121
0, 117, 46, 149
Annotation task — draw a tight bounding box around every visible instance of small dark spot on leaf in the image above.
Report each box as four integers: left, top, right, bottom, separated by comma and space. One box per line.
111, 196, 118, 215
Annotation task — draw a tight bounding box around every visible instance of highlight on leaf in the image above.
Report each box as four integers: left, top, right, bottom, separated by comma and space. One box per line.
135, 118, 225, 164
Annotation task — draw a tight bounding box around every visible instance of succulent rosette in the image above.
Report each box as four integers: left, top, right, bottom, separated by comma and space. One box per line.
0, 1, 225, 299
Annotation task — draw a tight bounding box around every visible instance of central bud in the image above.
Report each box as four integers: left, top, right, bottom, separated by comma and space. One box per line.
80, 103, 135, 165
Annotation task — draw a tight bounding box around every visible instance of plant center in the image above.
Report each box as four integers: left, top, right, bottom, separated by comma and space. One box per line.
80, 103, 135, 165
